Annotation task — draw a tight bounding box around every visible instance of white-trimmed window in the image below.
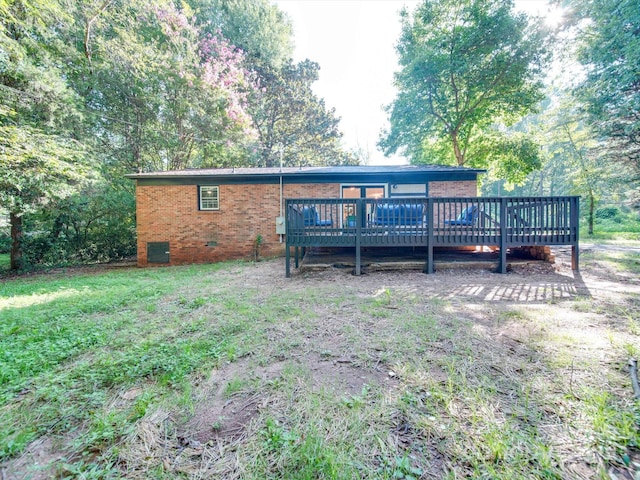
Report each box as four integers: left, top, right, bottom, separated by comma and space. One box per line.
199, 186, 219, 210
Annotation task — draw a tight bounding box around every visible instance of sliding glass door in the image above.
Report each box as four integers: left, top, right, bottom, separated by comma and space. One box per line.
341, 185, 386, 226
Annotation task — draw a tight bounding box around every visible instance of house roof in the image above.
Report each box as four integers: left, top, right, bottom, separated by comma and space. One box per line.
127, 164, 485, 183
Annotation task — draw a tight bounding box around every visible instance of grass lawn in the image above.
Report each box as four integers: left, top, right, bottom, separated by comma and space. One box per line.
1, 247, 640, 479
583, 211, 640, 241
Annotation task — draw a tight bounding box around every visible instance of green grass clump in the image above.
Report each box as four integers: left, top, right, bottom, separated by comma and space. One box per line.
256, 417, 345, 479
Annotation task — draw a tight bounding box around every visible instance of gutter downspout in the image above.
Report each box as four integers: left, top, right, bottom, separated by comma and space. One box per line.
279, 149, 283, 243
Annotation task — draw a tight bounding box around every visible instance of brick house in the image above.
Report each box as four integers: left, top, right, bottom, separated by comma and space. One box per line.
127, 165, 484, 267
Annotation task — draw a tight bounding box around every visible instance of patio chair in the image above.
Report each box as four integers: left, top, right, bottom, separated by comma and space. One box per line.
402, 204, 424, 226
444, 205, 478, 226
373, 203, 425, 227
373, 203, 400, 225
302, 206, 332, 227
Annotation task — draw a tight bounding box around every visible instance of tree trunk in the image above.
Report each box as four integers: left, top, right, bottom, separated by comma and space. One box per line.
539, 170, 544, 196
451, 132, 465, 166
588, 192, 594, 235
10, 212, 23, 271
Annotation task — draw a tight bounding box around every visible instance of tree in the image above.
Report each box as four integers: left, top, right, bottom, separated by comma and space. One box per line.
543, 99, 608, 235
0, 1, 90, 270
76, 0, 258, 172
189, 0, 293, 69
0, 124, 88, 269
251, 60, 357, 167
486, 89, 623, 235
185, 1, 354, 167
571, 0, 640, 178
183, 0, 356, 167
380, 0, 549, 183
27, 178, 137, 265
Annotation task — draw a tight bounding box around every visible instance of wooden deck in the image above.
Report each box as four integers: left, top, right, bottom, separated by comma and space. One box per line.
285, 196, 579, 277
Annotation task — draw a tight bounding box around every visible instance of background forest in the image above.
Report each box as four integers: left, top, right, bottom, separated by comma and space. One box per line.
0, 0, 639, 271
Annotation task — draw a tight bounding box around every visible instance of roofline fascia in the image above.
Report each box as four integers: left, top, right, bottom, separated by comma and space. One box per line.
125, 168, 487, 182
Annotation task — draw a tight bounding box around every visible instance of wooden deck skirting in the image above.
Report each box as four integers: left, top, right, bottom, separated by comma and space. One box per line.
284, 196, 579, 277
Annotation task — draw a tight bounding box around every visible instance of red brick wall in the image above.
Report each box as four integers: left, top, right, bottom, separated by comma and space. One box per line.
428, 180, 478, 197
135, 179, 479, 266
136, 182, 339, 266
427, 181, 480, 227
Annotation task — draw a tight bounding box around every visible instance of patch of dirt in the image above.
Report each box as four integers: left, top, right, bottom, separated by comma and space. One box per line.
114, 351, 400, 479
306, 352, 397, 395
180, 356, 277, 445
179, 351, 396, 447
2, 436, 63, 480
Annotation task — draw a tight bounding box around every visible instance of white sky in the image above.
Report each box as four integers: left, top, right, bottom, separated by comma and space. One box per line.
273, 0, 563, 166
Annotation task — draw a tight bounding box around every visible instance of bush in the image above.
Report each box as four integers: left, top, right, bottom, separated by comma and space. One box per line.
583, 205, 640, 239
595, 206, 621, 220
0, 231, 10, 254
17, 183, 136, 268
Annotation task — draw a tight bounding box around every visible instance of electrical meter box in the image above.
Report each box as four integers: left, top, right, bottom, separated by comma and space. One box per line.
275, 216, 286, 234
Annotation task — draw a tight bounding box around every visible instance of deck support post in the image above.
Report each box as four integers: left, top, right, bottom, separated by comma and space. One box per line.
285, 244, 290, 278
425, 198, 434, 274
355, 199, 362, 275
571, 197, 580, 271
498, 197, 507, 273
294, 247, 299, 268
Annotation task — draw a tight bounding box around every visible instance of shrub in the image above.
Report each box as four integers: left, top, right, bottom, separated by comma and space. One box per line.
16, 183, 136, 269
0, 231, 10, 254
595, 206, 621, 219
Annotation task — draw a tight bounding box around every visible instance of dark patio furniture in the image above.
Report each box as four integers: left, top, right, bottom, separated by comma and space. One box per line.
302, 206, 332, 227
444, 205, 478, 226
372, 203, 425, 226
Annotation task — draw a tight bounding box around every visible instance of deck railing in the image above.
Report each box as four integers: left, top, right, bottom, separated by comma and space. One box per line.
285, 196, 579, 276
